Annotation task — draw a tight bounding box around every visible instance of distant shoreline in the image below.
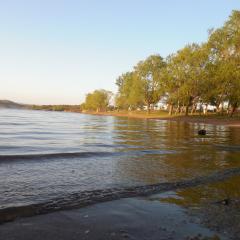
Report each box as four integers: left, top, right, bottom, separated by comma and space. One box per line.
3, 107, 240, 127
81, 111, 240, 127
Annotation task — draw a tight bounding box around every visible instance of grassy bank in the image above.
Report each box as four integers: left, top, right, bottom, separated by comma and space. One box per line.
81, 110, 240, 127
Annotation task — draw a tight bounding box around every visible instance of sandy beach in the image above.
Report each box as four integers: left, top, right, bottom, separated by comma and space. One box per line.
0, 194, 226, 240
1, 172, 240, 240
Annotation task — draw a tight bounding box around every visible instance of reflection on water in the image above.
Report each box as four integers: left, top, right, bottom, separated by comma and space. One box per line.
154, 175, 240, 207
112, 118, 240, 184
0, 109, 240, 208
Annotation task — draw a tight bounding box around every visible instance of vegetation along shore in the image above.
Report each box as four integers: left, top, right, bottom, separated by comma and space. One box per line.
30, 11, 240, 122
80, 11, 240, 118
82, 110, 240, 127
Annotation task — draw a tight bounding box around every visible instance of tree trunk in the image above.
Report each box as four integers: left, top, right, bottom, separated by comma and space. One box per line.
199, 103, 203, 116
216, 104, 220, 114
230, 103, 238, 117
176, 101, 181, 115
221, 101, 224, 115
204, 104, 208, 115
191, 104, 197, 115
168, 104, 173, 115
227, 102, 230, 115
185, 105, 189, 116
175, 105, 180, 115
147, 103, 150, 114
185, 96, 193, 116
180, 105, 185, 114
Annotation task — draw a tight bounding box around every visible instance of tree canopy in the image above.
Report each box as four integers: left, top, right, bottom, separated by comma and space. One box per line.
115, 54, 166, 112
81, 11, 240, 117
83, 89, 112, 112
114, 10, 240, 116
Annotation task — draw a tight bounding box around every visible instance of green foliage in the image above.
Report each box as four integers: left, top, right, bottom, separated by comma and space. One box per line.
203, 10, 239, 116
115, 72, 144, 110
115, 55, 166, 112
114, 10, 240, 117
164, 43, 209, 115
31, 104, 81, 112
83, 89, 112, 112
134, 55, 166, 112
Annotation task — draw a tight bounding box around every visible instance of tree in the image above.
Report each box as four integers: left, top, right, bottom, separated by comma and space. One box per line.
114, 10, 240, 117
84, 89, 112, 112
115, 72, 144, 110
134, 55, 166, 113
164, 44, 209, 115
207, 10, 240, 116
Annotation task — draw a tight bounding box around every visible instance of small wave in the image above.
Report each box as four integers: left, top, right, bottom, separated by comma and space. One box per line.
0, 167, 240, 224
0, 146, 23, 150
0, 149, 176, 162
0, 122, 29, 126
0, 151, 115, 162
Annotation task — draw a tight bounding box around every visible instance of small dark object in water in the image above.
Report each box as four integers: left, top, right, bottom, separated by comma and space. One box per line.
222, 199, 230, 205
215, 198, 231, 206
198, 129, 206, 135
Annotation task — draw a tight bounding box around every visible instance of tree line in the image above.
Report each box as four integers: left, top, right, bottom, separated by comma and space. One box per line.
32, 104, 81, 112
82, 10, 240, 116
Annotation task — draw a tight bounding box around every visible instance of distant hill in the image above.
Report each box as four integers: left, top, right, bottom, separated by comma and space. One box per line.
0, 100, 27, 109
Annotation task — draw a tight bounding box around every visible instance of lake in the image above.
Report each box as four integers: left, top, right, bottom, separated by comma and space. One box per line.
0, 109, 240, 210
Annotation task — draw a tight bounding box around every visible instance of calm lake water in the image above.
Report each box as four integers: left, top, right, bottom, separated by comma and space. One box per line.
0, 109, 240, 209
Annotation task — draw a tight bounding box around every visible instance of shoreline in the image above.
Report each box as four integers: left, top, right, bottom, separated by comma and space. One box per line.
1, 167, 240, 225
2, 175, 239, 239
13, 108, 240, 127
0, 195, 227, 240
2, 173, 240, 240
81, 111, 240, 127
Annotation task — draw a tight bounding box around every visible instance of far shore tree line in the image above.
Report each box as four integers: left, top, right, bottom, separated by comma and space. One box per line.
81, 11, 240, 117
31, 104, 81, 112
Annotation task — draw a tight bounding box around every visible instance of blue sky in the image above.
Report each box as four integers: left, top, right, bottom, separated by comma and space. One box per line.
0, 0, 239, 104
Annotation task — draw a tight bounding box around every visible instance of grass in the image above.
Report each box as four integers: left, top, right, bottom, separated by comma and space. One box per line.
84, 109, 240, 121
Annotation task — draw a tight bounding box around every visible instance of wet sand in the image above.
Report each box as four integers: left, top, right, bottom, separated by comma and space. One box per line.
1, 168, 239, 225
0, 195, 225, 240
1, 174, 239, 239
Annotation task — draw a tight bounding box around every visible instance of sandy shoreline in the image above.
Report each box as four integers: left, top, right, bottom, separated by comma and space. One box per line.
0, 194, 226, 240
80, 111, 240, 127
1, 170, 240, 239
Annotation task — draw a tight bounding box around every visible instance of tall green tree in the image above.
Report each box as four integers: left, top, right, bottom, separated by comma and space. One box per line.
164, 44, 209, 115
134, 55, 166, 113
207, 10, 240, 116
84, 89, 112, 112
115, 72, 144, 110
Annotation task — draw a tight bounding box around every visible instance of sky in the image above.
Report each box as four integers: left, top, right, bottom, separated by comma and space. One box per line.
0, 0, 240, 105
